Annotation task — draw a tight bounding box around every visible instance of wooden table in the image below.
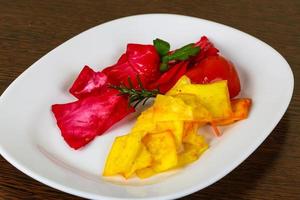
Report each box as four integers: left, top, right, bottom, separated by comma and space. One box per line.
1, 0, 299, 199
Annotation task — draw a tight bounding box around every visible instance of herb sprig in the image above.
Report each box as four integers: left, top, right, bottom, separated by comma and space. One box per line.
110, 76, 159, 108
153, 38, 200, 72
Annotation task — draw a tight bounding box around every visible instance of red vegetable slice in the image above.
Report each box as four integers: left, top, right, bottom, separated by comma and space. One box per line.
194, 36, 219, 63
126, 44, 161, 85
102, 57, 138, 88
116, 53, 128, 64
69, 65, 109, 99
102, 44, 160, 89
52, 90, 135, 149
149, 61, 188, 94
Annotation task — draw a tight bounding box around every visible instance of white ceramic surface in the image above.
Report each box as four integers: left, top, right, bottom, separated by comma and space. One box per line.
0, 14, 294, 200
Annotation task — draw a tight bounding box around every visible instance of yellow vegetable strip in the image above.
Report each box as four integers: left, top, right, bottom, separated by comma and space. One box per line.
142, 131, 178, 172
167, 76, 232, 120
124, 144, 152, 178
103, 134, 142, 176
136, 167, 156, 179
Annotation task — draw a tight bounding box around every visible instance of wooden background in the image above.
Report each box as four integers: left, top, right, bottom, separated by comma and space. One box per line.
0, 0, 299, 199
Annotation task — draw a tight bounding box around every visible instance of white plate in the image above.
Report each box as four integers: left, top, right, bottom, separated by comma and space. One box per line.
0, 14, 294, 200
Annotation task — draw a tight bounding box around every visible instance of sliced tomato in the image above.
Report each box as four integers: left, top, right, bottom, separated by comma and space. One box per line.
185, 55, 241, 98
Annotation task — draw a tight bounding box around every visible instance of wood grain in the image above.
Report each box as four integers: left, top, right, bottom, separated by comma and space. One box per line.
0, 0, 299, 199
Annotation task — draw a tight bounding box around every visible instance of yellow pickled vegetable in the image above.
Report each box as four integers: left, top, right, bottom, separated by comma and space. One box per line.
142, 131, 178, 172
124, 144, 152, 178
152, 94, 194, 121
103, 75, 251, 179
156, 121, 184, 151
167, 76, 232, 120
103, 134, 142, 176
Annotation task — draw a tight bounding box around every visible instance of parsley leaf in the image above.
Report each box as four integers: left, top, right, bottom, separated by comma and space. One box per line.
165, 44, 200, 61
160, 43, 200, 72
153, 38, 170, 57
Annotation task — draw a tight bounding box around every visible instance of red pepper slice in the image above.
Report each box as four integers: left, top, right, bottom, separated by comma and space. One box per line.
102, 44, 160, 89
149, 61, 188, 94
126, 44, 161, 85
102, 57, 138, 88
194, 36, 219, 63
116, 53, 128, 64
69, 65, 109, 99
52, 90, 135, 149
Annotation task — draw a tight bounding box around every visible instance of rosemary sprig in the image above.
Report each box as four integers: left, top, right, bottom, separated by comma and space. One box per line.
109, 76, 160, 108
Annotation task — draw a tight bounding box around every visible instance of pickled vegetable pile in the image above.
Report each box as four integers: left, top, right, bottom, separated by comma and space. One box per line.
51, 36, 251, 179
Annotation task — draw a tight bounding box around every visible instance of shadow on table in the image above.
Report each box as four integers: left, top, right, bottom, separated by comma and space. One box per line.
181, 112, 290, 200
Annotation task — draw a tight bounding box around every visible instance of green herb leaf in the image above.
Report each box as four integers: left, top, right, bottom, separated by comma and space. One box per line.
166, 44, 200, 61
159, 62, 169, 72
153, 38, 170, 56
159, 43, 200, 72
